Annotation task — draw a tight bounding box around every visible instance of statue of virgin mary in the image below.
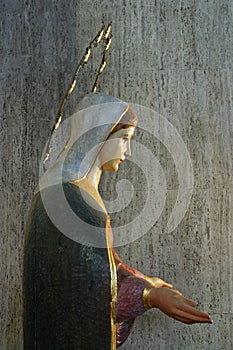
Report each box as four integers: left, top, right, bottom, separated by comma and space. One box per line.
23, 92, 212, 350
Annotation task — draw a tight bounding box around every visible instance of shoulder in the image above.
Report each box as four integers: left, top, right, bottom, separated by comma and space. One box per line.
28, 182, 108, 247
63, 182, 107, 227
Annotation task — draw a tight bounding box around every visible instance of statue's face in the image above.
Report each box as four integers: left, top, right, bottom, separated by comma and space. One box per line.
99, 126, 135, 172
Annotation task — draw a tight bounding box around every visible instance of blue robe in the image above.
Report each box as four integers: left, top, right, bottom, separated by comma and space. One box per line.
23, 182, 115, 350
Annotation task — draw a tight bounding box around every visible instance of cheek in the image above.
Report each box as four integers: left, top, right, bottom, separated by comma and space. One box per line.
100, 139, 124, 163
109, 140, 124, 157
118, 140, 125, 153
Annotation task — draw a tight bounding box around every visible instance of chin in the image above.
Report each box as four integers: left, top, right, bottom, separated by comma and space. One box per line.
102, 162, 119, 172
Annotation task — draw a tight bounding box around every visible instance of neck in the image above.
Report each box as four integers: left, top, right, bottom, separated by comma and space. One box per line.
86, 163, 102, 191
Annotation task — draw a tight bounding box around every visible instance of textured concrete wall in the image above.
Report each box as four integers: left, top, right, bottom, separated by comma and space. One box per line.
1, 0, 232, 349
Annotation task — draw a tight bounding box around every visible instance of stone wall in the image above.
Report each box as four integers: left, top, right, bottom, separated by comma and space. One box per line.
1, 0, 232, 349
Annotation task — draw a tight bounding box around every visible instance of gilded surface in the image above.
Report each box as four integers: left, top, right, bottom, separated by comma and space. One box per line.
106, 216, 117, 350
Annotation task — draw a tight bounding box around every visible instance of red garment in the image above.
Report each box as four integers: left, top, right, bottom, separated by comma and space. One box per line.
113, 247, 149, 347
116, 276, 148, 322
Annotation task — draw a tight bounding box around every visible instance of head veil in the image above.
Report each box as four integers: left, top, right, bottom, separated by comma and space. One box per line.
38, 92, 130, 193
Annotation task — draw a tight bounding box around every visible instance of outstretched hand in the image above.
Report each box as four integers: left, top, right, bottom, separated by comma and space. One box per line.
148, 287, 213, 324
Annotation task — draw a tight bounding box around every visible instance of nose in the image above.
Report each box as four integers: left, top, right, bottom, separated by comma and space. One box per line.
124, 141, 131, 157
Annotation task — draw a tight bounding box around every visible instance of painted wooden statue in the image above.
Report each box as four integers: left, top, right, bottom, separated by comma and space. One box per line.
23, 25, 212, 350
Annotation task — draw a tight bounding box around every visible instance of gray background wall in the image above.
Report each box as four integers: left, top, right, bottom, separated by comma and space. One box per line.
1, 0, 232, 349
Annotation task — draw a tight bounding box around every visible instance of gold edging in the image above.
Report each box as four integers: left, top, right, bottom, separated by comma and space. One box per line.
106, 216, 117, 350
142, 284, 154, 310
71, 177, 107, 213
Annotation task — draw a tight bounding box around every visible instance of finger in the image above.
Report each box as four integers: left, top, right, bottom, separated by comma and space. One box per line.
187, 299, 197, 308
174, 293, 197, 307
176, 302, 209, 318
181, 297, 197, 308
174, 308, 213, 323
179, 314, 212, 324
160, 282, 173, 289
174, 314, 210, 324
149, 278, 173, 289
163, 282, 173, 289
172, 289, 183, 296
172, 315, 195, 324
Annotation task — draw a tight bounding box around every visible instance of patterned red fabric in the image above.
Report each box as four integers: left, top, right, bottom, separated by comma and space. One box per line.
116, 276, 148, 322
